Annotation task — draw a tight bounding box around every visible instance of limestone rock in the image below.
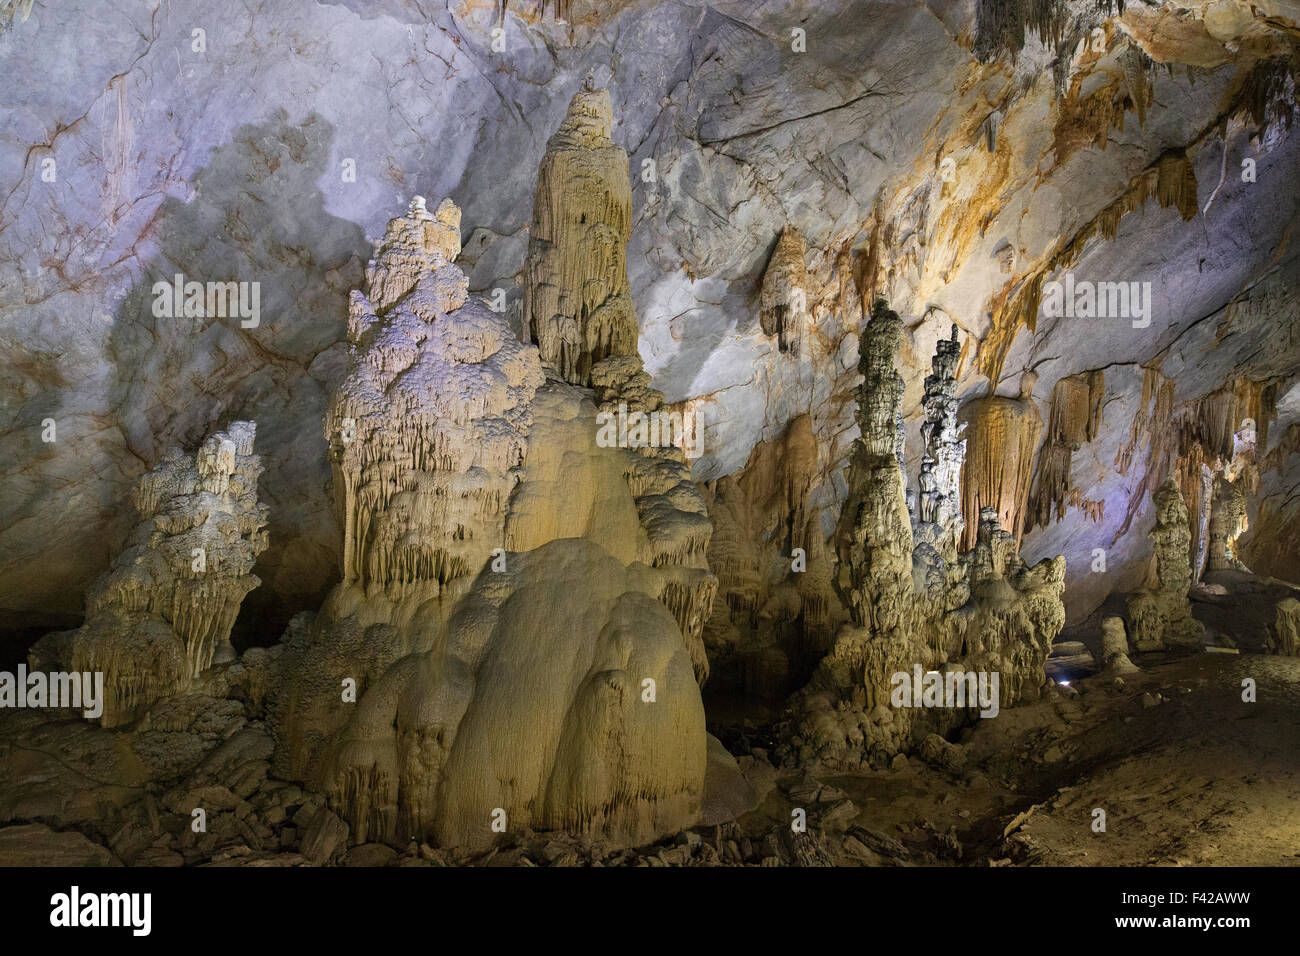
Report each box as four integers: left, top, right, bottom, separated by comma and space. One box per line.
271, 198, 711, 851
759, 227, 811, 355
326, 194, 542, 601
300, 808, 350, 865
833, 300, 913, 633
1100, 617, 1140, 675
702, 414, 840, 697
0, 824, 121, 866
1207, 474, 1250, 573
699, 733, 760, 827
524, 85, 638, 386
958, 373, 1043, 551
1126, 478, 1205, 651
31, 423, 268, 727
1275, 598, 1300, 657
790, 302, 1065, 769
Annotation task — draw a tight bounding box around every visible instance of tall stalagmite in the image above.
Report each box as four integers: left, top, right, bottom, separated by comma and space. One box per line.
1125, 478, 1205, 651
524, 83, 639, 386
524, 85, 717, 679
270, 197, 711, 852
791, 302, 1066, 769
833, 301, 913, 631
914, 323, 967, 573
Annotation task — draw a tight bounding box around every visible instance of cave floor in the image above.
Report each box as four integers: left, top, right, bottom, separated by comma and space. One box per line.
1, 651, 1295, 867
718, 652, 1300, 866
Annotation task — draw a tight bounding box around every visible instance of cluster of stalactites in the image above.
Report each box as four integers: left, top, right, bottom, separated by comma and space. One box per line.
1027, 371, 1105, 533
916, 323, 966, 558
957, 372, 1042, 551
524, 86, 639, 386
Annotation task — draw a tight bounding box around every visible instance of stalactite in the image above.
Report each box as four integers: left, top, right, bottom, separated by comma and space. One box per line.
1236, 55, 1300, 133
759, 226, 810, 355
958, 372, 1043, 551
1027, 370, 1104, 531
1067, 488, 1105, 523
974, 0, 1069, 64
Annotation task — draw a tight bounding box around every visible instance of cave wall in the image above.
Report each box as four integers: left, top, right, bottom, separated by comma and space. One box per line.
3, 0, 1299, 641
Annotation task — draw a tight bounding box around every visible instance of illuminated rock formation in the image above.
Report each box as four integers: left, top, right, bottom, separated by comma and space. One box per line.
1027, 371, 1105, 532
1208, 474, 1251, 573
523, 83, 639, 386
326, 194, 540, 601
1276, 599, 1300, 657
521, 84, 715, 677
270, 197, 711, 851
759, 227, 810, 355
516, 86, 717, 665
788, 302, 1065, 769
833, 301, 913, 633
31, 422, 268, 727
1125, 478, 1205, 651
914, 323, 966, 579
958, 372, 1043, 551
